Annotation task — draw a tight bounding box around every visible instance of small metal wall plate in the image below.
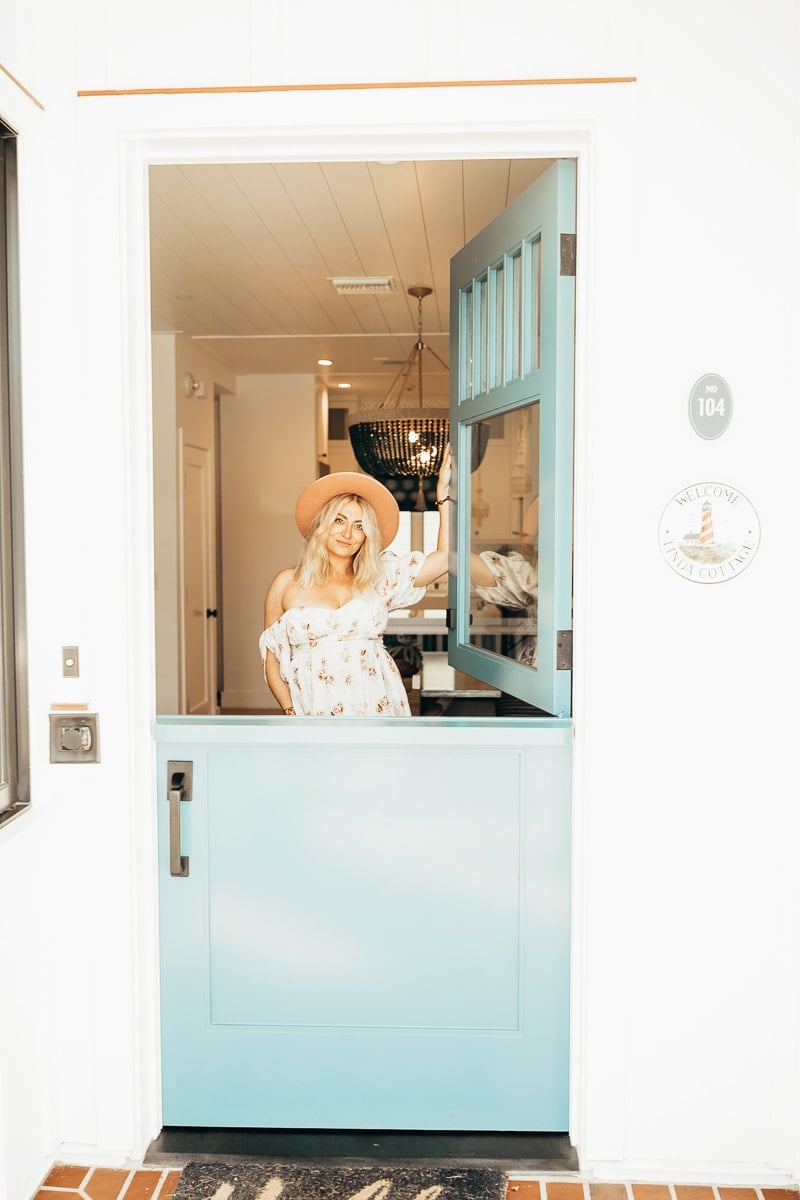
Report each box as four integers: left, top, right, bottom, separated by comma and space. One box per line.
49, 713, 100, 763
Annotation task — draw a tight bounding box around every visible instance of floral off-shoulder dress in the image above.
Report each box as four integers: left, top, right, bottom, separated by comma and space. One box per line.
258, 551, 426, 716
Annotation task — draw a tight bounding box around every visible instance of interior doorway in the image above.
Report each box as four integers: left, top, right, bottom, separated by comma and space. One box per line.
148, 156, 559, 717
152, 160, 575, 1144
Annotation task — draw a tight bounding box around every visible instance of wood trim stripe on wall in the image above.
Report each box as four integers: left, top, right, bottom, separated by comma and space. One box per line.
77, 76, 637, 98
0, 61, 45, 110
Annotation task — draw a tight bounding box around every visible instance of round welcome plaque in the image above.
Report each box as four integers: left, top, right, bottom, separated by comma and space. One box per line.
688, 373, 733, 440
659, 482, 760, 584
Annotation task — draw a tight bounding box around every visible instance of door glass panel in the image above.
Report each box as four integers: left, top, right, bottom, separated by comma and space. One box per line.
467, 403, 540, 668
526, 237, 542, 374
459, 286, 473, 402
477, 274, 488, 396
509, 248, 522, 381
489, 261, 504, 390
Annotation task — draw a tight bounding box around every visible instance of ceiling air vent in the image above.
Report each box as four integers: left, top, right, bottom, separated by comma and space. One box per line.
329, 276, 395, 295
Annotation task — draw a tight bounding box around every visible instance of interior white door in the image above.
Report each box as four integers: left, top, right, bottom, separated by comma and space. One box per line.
180, 441, 216, 715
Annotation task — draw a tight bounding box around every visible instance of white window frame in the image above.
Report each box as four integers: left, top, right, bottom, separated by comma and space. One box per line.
0, 120, 29, 828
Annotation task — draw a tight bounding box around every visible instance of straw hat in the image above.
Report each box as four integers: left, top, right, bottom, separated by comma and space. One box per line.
294, 472, 400, 548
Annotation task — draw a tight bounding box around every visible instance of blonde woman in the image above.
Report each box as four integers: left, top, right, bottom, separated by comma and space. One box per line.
259, 448, 451, 717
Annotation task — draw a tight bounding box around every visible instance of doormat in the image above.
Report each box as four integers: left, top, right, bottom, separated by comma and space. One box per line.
172, 1160, 507, 1200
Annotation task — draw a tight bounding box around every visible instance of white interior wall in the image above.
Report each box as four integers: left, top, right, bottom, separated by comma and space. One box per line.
0, 2, 798, 1197
152, 333, 234, 711
220, 374, 316, 711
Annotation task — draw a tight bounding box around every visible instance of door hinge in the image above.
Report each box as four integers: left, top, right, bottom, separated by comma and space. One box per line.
560, 233, 576, 276
445, 609, 472, 630
556, 630, 573, 670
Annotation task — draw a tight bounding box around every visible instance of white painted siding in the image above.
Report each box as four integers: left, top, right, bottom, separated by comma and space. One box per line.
0, 2, 799, 1197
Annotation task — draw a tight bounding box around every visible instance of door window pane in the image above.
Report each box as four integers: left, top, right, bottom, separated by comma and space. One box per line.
467, 403, 540, 669
509, 248, 522, 380
459, 286, 473, 402
476, 274, 488, 396
526, 236, 542, 375
488, 261, 504, 390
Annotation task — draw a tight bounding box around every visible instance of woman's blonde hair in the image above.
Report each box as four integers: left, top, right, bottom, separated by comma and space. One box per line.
294, 493, 383, 591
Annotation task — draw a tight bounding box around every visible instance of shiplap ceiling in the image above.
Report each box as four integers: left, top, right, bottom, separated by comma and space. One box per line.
149, 157, 553, 406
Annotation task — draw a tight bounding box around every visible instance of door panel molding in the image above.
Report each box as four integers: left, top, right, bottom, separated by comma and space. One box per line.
157, 718, 571, 1130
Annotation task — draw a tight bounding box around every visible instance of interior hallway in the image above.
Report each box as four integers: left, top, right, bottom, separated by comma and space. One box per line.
28, 1166, 800, 1200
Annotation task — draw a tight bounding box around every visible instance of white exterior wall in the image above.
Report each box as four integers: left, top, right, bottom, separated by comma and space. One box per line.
0, 3, 799, 1198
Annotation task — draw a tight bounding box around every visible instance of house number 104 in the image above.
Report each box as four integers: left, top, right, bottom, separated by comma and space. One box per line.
689, 373, 733, 439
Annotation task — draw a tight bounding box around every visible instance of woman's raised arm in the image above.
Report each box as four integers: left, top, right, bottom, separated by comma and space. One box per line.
412, 444, 452, 588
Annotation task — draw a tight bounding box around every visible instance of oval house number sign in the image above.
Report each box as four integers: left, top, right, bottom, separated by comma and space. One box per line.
688, 373, 733, 440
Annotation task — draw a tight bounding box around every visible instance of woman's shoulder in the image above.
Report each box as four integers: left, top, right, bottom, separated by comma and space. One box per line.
268, 566, 296, 594
265, 566, 297, 625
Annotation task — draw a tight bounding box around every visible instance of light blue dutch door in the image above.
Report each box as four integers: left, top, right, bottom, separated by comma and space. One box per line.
156, 159, 576, 1132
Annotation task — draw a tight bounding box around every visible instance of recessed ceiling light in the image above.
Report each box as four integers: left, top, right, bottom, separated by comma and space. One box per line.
317, 358, 334, 367
329, 276, 395, 295
337, 382, 351, 389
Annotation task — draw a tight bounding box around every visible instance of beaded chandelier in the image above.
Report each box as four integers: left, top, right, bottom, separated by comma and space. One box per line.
347, 286, 450, 511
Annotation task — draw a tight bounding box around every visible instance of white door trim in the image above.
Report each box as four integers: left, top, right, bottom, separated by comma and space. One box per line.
119, 112, 596, 1157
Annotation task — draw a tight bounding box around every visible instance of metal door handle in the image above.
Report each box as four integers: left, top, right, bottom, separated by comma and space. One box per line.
167, 760, 193, 877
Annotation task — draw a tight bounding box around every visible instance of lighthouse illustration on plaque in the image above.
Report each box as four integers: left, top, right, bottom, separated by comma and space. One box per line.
678, 498, 732, 564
